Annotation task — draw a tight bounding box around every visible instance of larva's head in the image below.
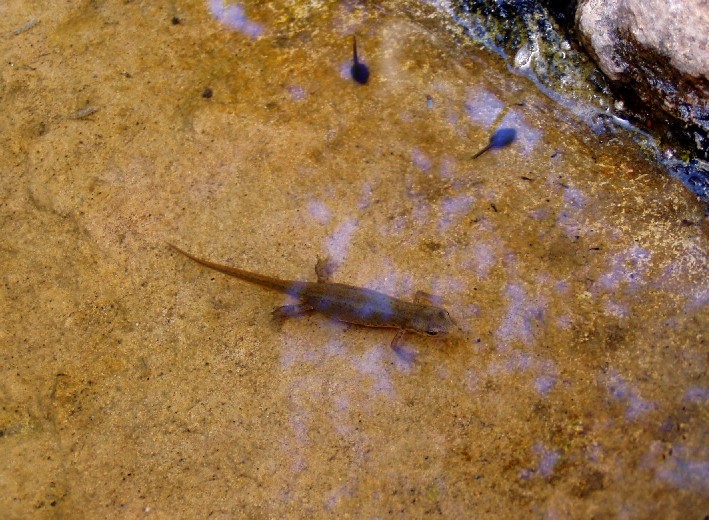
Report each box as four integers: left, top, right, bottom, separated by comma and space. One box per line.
407, 306, 456, 338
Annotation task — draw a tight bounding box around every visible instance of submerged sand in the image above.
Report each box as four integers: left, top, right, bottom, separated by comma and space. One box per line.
1, 0, 707, 517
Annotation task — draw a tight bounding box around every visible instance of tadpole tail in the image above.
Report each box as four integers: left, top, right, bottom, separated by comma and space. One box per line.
471, 145, 490, 160
353, 35, 359, 64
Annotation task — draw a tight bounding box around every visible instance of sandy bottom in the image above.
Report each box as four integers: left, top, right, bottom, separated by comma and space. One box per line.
1, 0, 707, 518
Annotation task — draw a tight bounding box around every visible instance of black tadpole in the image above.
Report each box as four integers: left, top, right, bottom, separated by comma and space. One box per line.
350, 36, 370, 85
472, 127, 517, 159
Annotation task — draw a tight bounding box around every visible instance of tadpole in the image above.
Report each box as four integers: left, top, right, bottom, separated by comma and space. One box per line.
472, 127, 517, 159
350, 36, 370, 85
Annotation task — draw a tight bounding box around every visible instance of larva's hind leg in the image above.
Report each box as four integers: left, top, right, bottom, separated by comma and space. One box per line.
272, 303, 315, 320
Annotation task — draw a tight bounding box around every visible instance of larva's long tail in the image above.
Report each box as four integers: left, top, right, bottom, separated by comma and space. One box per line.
168, 243, 294, 293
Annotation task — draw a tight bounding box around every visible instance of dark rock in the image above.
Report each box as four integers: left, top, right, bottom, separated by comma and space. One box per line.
576, 0, 709, 158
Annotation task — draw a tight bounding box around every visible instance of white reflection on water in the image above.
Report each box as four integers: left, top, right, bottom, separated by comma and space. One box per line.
411, 148, 433, 172
601, 369, 655, 420
496, 283, 546, 346
439, 195, 475, 232
353, 346, 395, 397
596, 246, 652, 292
461, 241, 497, 279
439, 155, 456, 180
519, 442, 561, 480
534, 442, 560, 477
280, 332, 325, 368
555, 313, 573, 330
644, 442, 709, 494
358, 181, 374, 209
326, 218, 358, 264
684, 386, 709, 403
307, 198, 333, 225
486, 345, 558, 397
368, 260, 414, 297
286, 85, 308, 102
465, 88, 504, 127
683, 289, 709, 313
651, 256, 708, 315
534, 374, 556, 396
603, 299, 629, 318
656, 453, 709, 494
555, 183, 586, 239
208, 0, 263, 37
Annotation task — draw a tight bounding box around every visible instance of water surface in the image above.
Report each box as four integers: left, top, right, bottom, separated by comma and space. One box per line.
1, 0, 707, 517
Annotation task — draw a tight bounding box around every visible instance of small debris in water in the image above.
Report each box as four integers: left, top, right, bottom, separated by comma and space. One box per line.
67, 106, 98, 119
13, 18, 39, 36
202, 87, 213, 99
171, 16, 181, 25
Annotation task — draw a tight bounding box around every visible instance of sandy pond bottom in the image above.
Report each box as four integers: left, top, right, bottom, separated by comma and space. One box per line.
1, 0, 707, 518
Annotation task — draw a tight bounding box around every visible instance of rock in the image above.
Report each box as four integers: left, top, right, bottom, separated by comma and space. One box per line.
576, 0, 709, 157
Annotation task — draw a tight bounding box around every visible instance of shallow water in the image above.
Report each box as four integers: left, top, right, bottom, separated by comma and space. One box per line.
1, 0, 707, 517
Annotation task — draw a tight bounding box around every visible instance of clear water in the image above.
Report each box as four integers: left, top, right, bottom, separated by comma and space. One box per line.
1, 0, 707, 517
